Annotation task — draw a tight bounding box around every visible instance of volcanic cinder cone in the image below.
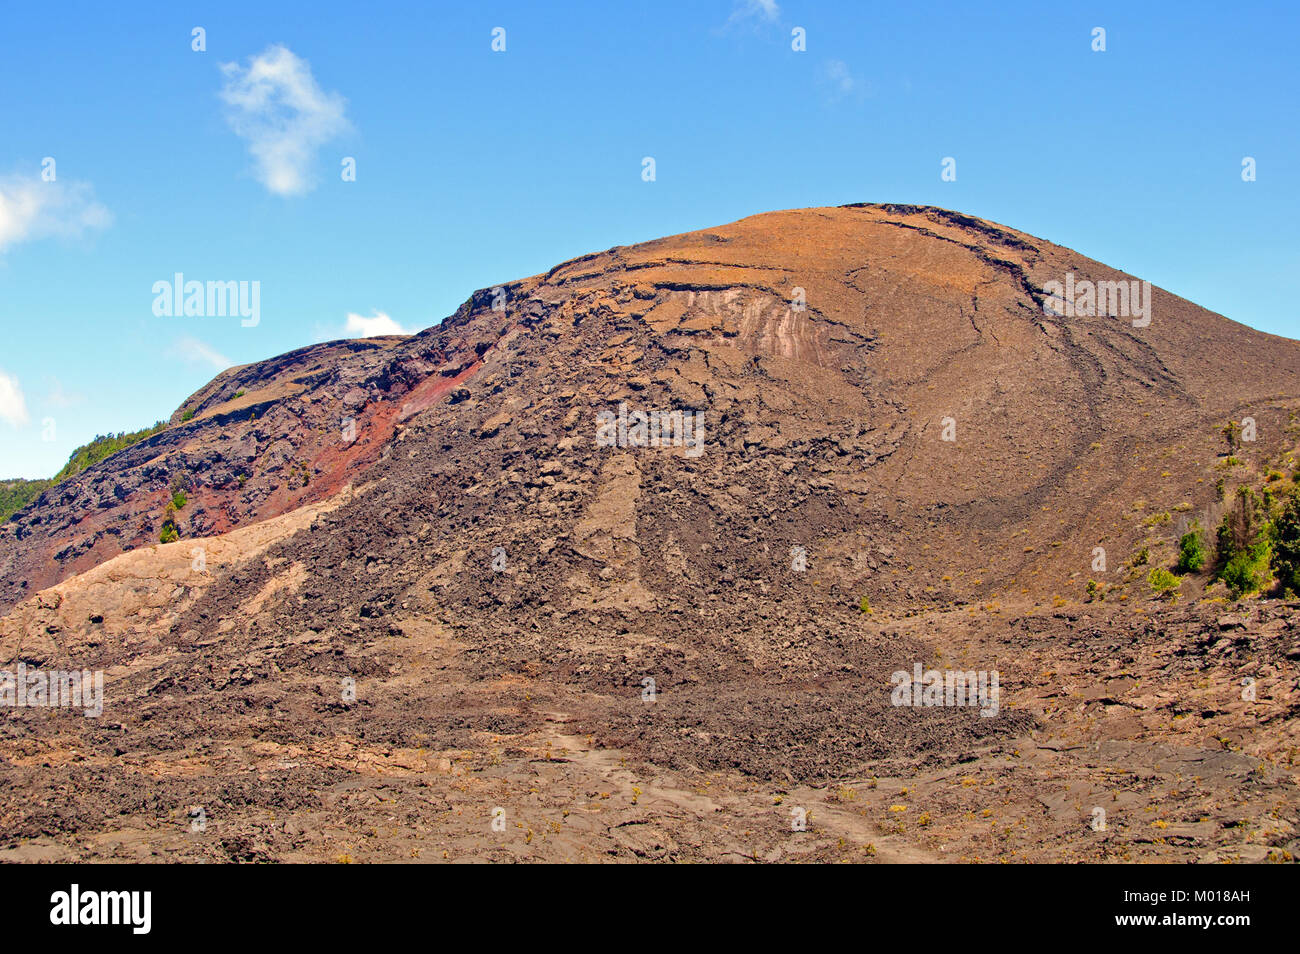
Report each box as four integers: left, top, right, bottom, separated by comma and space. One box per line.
3, 204, 1298, 863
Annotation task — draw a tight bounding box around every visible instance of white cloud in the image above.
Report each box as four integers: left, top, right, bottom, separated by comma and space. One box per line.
344, 310, 409, 338
0, 174, 112, 253
820, 59, 869, 101
825, 59, 855, 93
729, 0, 780, 23
219, 44, 350, 197
0, 371, 30, 427
171, 336, 233, 372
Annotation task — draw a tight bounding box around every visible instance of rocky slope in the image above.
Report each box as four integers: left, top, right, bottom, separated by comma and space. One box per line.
2, 203, 1298, 863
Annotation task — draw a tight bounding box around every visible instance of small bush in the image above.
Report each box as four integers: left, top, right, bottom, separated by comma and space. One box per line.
1272, 492, 1300, 595
1222, 420, 1242, 452
858, 595, 872, 615
1176, 522, 1207, 573
1215, 487, 1272, 597
181, 409, 195, 422
159, 522, 179, 544
1220, 542, 1271, 599
1148, 567, 1182, 597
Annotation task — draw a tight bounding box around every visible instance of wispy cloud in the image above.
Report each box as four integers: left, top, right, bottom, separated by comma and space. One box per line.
0, 174, 111, 254
825, 59, 855, 93
820, 59, 869, 101
42, 376, 84, 409
171, 336, 233, 372
727, 0, 780, 25
344, 310, 410, 338
219, 44, 350, 197
0, 371, 30, 427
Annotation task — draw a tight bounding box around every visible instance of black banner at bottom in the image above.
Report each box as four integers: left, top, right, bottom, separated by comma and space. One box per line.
0, 863, 1275, 940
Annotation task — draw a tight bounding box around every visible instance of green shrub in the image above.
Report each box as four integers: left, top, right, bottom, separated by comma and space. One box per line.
1220, 541, 1271, 599
171, 490, 187, 510
1215, 486, 1272, 597
1271, 492, 1300, 595
159, 521, 179, 544
1148, 567, 1182, 597
1176, 522, 1207, 573
858, 595, 872, 615
181, 409, 195, 422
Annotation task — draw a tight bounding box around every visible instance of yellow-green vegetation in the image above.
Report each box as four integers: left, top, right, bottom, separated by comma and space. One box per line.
1215, 487, 1272, 598
1221, 420, 1243, 452
160, 480, 188, 543
1147, 567, 1182, 598
1202, 424, 1300, 597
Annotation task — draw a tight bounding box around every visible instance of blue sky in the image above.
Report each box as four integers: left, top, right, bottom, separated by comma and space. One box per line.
1, 0, 1296, 478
